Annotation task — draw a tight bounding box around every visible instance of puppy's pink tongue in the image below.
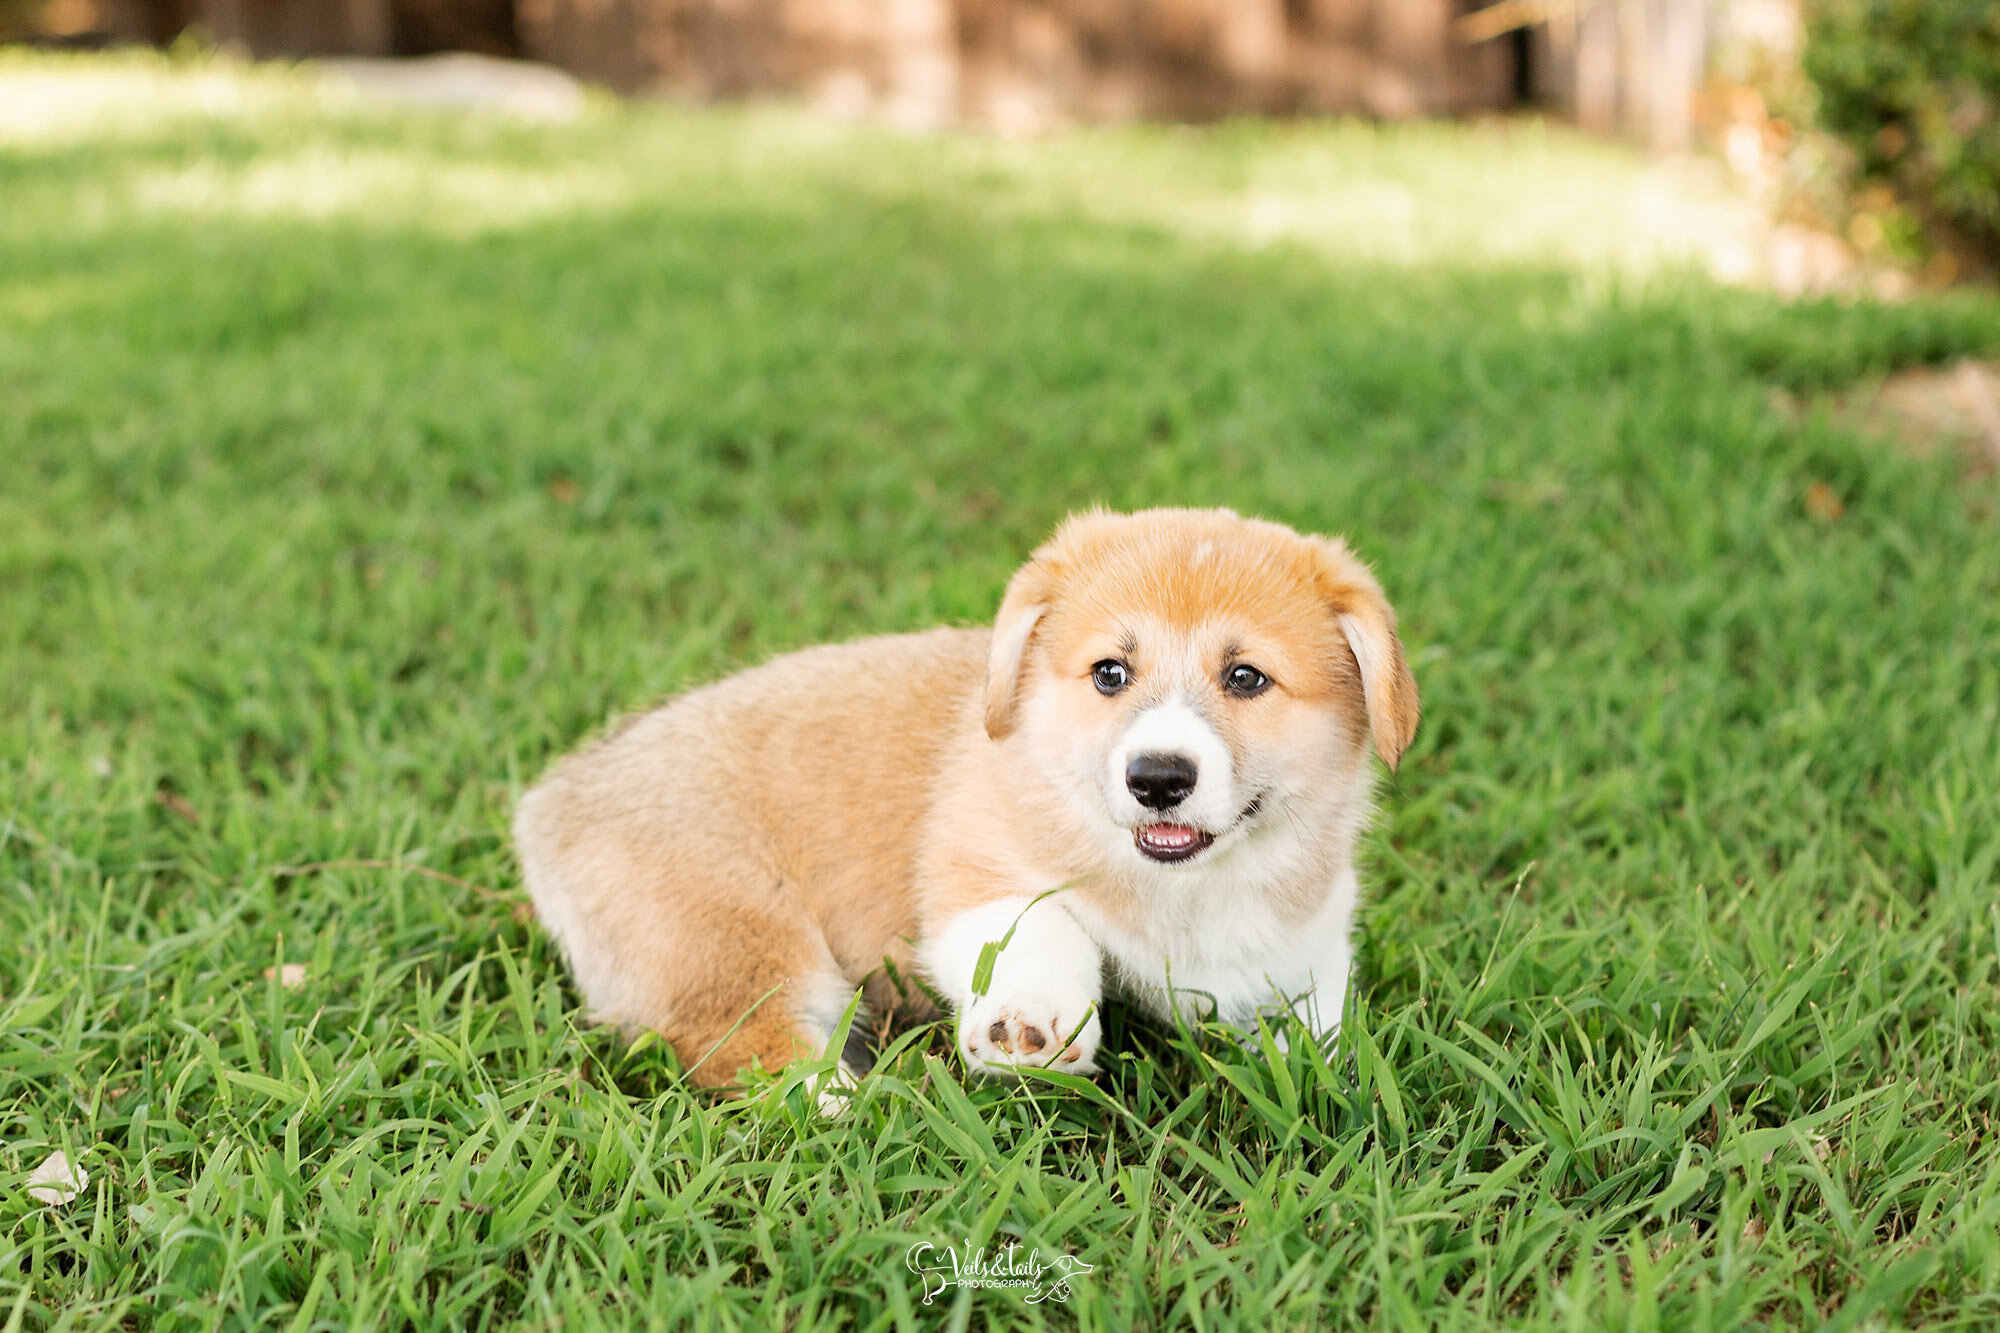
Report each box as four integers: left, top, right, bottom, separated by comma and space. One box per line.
1142, 823, 1201, 848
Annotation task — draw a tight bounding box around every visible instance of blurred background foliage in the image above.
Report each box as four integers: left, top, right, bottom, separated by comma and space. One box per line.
1803, 0, 2000, 261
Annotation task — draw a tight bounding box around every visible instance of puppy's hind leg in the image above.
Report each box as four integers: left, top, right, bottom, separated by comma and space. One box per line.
668, 917, 865, 1091
515, 786, 857, 1089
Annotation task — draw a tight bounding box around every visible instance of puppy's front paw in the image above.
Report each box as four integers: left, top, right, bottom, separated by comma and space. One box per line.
959, 991, 1101, 1076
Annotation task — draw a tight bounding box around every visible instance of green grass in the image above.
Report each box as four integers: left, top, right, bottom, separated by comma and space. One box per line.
5, 48, 2000, 1331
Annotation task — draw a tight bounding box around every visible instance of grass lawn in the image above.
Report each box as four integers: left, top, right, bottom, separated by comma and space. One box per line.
5, 49, 2000, 1331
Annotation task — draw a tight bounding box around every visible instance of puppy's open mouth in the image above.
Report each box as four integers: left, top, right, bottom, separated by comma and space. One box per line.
1134, 823, 1216, 863
1131, 794, 1264, 865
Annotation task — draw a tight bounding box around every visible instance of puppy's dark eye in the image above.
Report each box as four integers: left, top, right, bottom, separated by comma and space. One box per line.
1224, 664, 1270, 697
1092, 660, 1130, 696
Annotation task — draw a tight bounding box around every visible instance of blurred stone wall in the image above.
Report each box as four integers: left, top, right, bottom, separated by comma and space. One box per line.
3, 0, 513, 56
3, 0, 1517, 128
506, 0, 1516, 129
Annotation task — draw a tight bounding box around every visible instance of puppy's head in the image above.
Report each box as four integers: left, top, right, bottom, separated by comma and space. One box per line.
985, 508, 1418, 870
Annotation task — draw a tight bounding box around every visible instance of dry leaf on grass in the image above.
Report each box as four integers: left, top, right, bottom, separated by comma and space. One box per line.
26, 1150, 88, 1206
1805, 481, 1846, 522
262, 963, 308, 988
154, 789, 201, 825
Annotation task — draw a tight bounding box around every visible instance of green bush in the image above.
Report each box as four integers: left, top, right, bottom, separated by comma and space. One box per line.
1804, 0, 2000, 259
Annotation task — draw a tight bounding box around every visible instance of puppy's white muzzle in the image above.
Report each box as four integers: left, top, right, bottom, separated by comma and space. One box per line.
1106, 701, 1237, 833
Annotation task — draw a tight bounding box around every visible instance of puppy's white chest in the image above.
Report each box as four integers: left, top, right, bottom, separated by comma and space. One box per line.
1071, 867, 1357, 1030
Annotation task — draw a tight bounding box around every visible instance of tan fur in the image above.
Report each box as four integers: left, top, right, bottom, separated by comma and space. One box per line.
515, 508, 1417, 1087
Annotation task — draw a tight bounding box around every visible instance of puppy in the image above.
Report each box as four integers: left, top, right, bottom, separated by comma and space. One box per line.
514, 508, 1418, 1085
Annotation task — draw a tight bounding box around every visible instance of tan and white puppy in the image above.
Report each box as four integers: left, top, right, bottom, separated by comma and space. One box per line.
515, 508, 1418, 1087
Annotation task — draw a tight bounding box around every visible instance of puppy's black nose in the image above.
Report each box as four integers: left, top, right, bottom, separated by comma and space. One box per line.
1126, 753, 1197, 810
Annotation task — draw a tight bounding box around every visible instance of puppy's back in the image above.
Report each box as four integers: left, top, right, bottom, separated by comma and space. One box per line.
515, 627, 988, 1042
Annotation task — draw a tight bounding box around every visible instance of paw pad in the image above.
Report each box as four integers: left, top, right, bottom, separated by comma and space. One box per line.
961, 995, 1099, 1073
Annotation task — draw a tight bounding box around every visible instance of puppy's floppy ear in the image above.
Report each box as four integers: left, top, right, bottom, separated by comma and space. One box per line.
984, 560, 1052, 740
1312, 537, 1420, 770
